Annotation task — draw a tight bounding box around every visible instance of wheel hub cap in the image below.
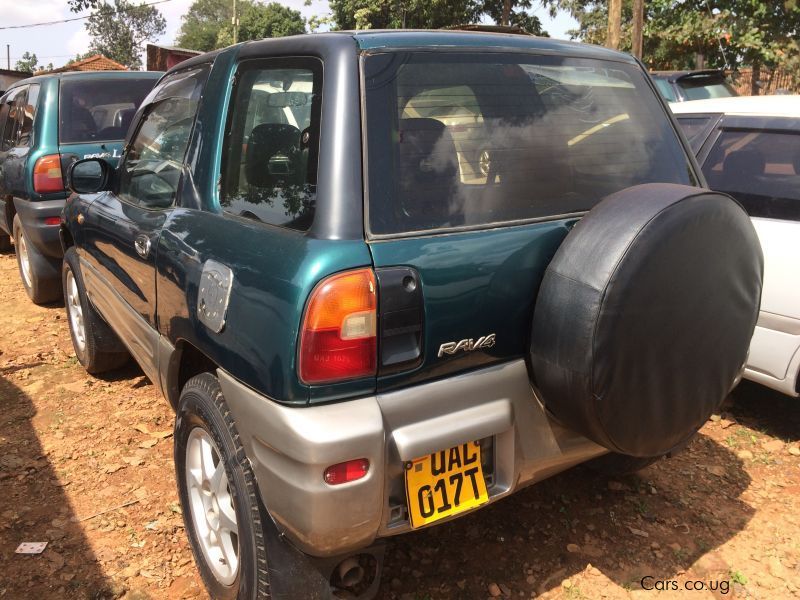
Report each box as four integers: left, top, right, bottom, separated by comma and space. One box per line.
185, 428, 239, 584
65, 269, 86, 353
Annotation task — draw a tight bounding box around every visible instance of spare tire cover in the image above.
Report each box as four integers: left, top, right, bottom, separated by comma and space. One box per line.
530, 183, 762, 457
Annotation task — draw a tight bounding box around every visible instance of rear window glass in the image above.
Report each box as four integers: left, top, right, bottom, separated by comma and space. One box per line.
653, 78, 677, 102
59, 77, 157, 144
702, 129, 800, 221
678, 78, 737, 101
364, 52, 696, 236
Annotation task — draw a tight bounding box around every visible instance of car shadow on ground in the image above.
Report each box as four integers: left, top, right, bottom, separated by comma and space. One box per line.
378, 432, 752, 599
0, 375, 117, 598
726, 381, 800, 443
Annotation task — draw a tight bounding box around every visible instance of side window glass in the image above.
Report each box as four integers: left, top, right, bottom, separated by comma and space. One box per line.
0, 88, 24, 151
221, 58, 322, 231
702, 129, 800, 221
117, 68, 208, 210
18, 85, 39, 147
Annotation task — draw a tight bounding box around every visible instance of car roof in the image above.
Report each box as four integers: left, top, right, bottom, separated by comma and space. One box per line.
669, 95, 800, 118
174, 31, 636, 75
348, 30, 635, 62
10, 70, 162, 88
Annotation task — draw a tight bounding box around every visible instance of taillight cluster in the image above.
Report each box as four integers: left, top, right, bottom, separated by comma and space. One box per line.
33, 154, 63, 194
298, 268, 377, 384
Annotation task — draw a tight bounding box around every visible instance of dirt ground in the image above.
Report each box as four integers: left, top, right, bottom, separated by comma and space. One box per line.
1, 250, 799, 600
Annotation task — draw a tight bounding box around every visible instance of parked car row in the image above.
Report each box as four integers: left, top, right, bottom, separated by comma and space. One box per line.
0, 71, 160, 303
0, 32, 777, 600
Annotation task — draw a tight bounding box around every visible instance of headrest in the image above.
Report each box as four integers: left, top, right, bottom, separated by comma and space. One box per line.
245, 123, 302, 188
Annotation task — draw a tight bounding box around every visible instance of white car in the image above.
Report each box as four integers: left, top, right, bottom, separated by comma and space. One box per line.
671, 96, 800, 397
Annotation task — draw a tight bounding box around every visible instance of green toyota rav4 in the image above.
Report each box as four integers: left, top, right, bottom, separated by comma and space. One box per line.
61, 32, 763, 599
0, 70, 159, 304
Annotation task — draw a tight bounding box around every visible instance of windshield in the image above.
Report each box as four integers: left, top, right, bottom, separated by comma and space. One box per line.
363, 51, 696, 236
59, 77, 157, 144
678, 77, 737, 101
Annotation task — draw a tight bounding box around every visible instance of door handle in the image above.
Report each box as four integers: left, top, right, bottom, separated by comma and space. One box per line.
134, 235, 151, 259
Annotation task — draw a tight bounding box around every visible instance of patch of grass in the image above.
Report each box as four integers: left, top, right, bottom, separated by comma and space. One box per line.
565, 586, 585, 599
672, 547, 689, 562
730, 569, 747, 585
633, 499, 649, 516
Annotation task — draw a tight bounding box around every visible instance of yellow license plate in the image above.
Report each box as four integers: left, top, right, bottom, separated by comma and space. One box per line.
405, 441, 489, 528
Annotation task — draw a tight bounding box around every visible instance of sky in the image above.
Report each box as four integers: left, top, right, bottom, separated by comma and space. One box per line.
0, 0, 579, 71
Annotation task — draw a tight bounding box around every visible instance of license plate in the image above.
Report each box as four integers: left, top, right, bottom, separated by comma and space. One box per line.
405, 441, 489, 528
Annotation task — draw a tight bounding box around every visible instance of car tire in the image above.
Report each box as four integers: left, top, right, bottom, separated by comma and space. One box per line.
13, 215, 62, 304
174, 373, 273, 600
62, 247, 129, 374
175, 373, 336, 600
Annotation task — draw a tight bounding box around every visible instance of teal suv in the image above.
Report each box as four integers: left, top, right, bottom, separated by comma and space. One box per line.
0, 70, 159, 303
61, 32, 763, 599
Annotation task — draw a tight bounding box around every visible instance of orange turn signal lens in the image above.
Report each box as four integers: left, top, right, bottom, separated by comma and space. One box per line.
33, 154, 64, 194
299, 268, 377, 384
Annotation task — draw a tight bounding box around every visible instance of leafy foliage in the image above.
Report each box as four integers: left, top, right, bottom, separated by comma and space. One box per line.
68, 0, 101, 12
216, 2, 306, 47
14, 52, 39, 73
85, 0, 166, 70
545, 0, 800, 74
176, 0, 306, 51
175, 0, 237, 52
329, 0, 547, 33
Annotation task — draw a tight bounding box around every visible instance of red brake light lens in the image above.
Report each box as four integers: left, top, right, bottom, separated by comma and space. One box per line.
33, 154, 63, 194
324, 459, 370, 485
43, 216, 61, 226
299, 268, 377, 384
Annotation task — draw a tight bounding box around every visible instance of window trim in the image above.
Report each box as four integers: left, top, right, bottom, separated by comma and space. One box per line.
218, 55, 324, 233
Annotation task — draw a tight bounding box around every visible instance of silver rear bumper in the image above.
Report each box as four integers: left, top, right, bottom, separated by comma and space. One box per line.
219, 360, 605, 558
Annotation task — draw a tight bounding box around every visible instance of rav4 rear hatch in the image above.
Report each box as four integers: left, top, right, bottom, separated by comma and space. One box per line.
362, 49, 699, 392
57, 75, 157, 176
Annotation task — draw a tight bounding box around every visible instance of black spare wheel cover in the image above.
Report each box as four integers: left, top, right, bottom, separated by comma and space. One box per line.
530, 183, 763, 458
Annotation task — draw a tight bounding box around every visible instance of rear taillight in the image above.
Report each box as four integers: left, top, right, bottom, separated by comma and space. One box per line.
43, 216, 60, 226
33, 154, 63, 194
299, 268, 377, 384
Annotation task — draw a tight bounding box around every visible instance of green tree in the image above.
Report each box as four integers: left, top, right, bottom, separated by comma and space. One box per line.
68, 0, 100, 11
14, 52, 39, 73
177, 0, 306, 52
216, 2, 306, 46
329, 0, 547, 34
329, 0, 482, 30
84, 0, 166, 70
480, 0, 547, 34
176, 0, 236, 52
546, 0, 800, 78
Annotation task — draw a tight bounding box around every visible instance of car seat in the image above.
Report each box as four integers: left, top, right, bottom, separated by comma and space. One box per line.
397, 117, 459, 224
245, 123, 303, 188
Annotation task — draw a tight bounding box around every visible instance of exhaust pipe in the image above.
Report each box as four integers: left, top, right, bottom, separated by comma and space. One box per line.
336, 556, 365, 589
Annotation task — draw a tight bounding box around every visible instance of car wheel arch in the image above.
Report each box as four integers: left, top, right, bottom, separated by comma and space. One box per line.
167, 339, 219, 410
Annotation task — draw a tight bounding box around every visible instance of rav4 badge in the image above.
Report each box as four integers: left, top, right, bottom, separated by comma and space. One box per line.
438, 334, 496, 358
